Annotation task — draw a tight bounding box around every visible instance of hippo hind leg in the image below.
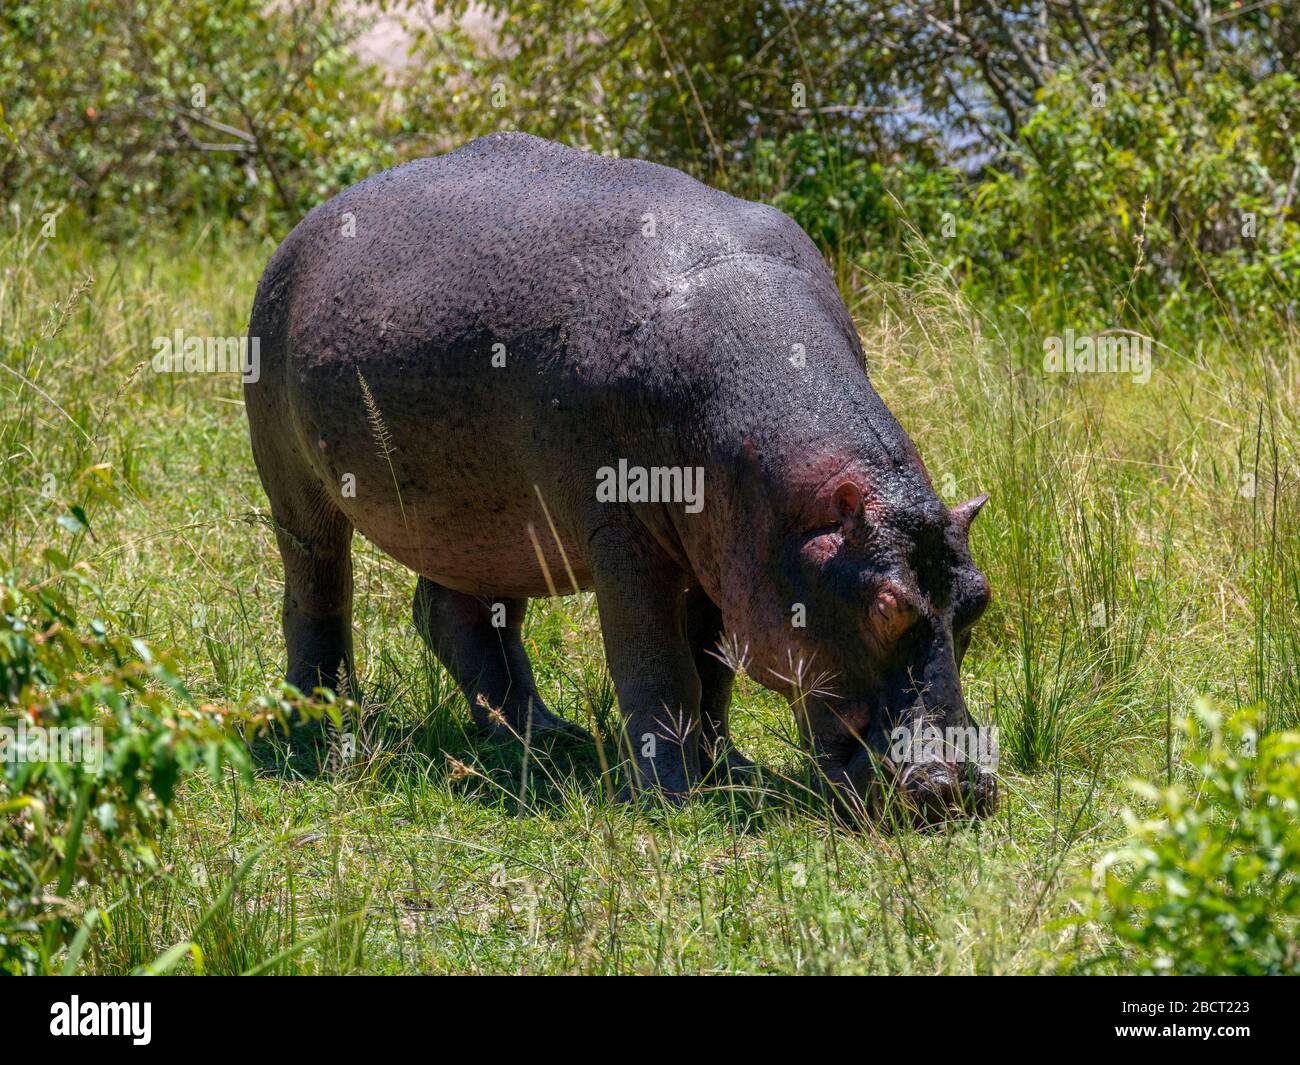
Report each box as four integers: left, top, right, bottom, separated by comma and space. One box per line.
248, 413, 356, 700
247, 419, 356, 770
276, 503, 355, 698
685, 587, 756, 783
412, 577, 590, 743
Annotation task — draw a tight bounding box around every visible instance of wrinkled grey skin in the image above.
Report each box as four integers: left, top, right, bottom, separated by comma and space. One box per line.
245, 131, 995, 823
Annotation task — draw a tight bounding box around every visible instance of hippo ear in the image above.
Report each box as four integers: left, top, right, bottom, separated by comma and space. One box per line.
832, 482, 868, 536
951, 492, 989, 533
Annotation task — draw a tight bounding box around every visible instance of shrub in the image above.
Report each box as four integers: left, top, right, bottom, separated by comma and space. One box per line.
0, 504, 255, 974
1069, 702, 1300, 975
972, 62, 1300, 327
741, 131, 964, 273
0, 0, 395, 235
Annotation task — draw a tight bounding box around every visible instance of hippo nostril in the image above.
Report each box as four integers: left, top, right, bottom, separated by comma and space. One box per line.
899, 762, 946, 791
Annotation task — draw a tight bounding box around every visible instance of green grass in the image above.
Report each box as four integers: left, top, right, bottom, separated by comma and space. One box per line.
2, 210, 1296, 974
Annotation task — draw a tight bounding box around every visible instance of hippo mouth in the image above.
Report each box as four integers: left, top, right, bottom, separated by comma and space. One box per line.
892, 758, 998, 825
840, 740, 999, 828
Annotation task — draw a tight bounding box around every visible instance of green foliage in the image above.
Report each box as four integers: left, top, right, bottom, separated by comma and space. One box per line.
4, 3, 1296, 325
403, 1, 917, 175
1069, 703, 1300, 975
0, 0, 396, 234
0, 503, 253, 974
741, 131, 963, 270
972, 62, 1300, 327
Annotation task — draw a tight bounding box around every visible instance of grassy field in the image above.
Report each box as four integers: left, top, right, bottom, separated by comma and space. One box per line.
2, 213, 1296, 975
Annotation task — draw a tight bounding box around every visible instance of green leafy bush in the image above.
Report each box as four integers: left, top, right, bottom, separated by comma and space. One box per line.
1070, 702, 1300, 975
972, 62, 1300, 326
0, 0, 396, 235
5, 3, 1294, 330
0, 506, 254, 974
741, 131, 963, 271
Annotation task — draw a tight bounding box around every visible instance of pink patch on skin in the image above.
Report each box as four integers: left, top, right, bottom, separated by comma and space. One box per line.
832, 482, 862, 521
801, 531, 840, 566
867, 584, 918, 650
318, 437, 326, 449
783, 447, 883, 533
784, 450, 888, 577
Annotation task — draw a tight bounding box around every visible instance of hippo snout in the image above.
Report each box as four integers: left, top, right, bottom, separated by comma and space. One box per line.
897, 761, 998, 825
837, 744, 998, 827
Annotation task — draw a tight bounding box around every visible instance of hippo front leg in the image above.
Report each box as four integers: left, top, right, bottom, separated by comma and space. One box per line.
587, 524, 702, 802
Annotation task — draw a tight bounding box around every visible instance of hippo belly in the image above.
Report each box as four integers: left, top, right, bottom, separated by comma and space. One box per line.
284, 350, 595, 599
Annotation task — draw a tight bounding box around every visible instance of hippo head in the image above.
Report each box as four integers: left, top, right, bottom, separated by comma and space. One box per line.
748, 466, 997, 826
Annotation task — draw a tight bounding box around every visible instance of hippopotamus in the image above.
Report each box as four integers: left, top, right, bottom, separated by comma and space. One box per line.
245, 131, 996, 822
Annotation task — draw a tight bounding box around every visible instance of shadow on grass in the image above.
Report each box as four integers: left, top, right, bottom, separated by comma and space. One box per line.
249, 645, 951, 837
362, 707, 813, 833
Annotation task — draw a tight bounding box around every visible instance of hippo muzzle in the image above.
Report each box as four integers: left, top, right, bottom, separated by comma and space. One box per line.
836, 713, 999, 827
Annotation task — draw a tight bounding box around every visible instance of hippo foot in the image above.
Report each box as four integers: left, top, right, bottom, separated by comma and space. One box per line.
611, 739, 700, 808
471, 694, 593, 747
613, 778, 691, 809
701, 742, 758, 786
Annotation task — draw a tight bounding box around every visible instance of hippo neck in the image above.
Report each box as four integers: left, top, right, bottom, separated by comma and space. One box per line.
667, 355, 930, 619
627, 261, 932, 611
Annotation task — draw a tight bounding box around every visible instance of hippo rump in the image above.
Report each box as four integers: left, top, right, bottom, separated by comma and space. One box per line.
245, 131, 995, 823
